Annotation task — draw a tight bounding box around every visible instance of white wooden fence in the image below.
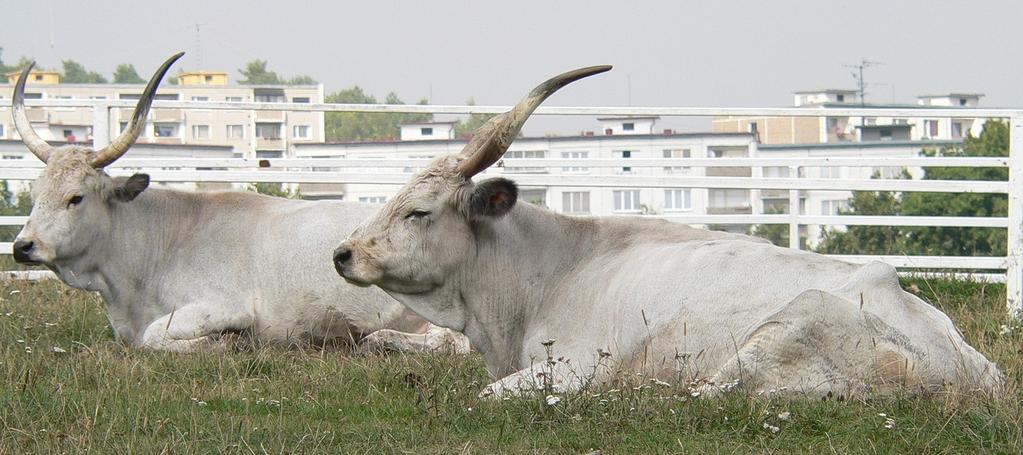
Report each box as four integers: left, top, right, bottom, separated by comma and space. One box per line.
1, 99, 1021, 314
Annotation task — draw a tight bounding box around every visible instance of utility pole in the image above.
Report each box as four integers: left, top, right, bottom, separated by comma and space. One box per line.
844, 59, 884, 106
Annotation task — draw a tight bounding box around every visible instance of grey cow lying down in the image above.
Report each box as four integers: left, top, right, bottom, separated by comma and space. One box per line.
9, 52, 468, 354
334, 65, 1002, 398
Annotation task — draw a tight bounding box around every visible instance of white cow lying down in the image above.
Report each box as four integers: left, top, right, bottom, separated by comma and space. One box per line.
334, 65, 1002, 397
9, 52, 468, 354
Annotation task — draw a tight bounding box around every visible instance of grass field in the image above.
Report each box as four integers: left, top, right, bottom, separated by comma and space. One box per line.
1, 277, 1021, 454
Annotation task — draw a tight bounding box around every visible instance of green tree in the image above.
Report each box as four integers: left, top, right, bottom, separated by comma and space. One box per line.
0, 182, 32, 242
815, 120, 1008, 257
61, 59, 107, 83
112, 64, 145, 83
287, 74, 317, 85
238, 59, 283, 85
751, 205, 805, 248
454, 98, 495, 138
247, 183, 301, 199
324, 87, 431, 142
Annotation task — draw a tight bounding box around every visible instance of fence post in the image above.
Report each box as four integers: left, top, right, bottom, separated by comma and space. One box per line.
1007, 114, 1023, 316
91, 101, 111, 150
788, 165, 800, 249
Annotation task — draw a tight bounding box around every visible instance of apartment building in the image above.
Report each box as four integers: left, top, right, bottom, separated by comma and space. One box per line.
712, 89, 989, 144
0, 69, 324, 159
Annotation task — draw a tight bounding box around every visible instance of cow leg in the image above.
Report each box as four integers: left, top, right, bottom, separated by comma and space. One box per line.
360, 324, 470, 354
139, 303, 253, 352
478, 361, 592, 398
706, 289, 919, 398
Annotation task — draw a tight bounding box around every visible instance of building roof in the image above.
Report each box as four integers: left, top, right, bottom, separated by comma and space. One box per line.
595, 116, 660, 121
399, 120, 458, 126
917, 93, 985, 99
793, 89, 858, 95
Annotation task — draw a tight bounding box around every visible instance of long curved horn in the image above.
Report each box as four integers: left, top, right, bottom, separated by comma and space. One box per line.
91, 52, 184, 168
12, 62, 54, 163
456, 65, 612, 178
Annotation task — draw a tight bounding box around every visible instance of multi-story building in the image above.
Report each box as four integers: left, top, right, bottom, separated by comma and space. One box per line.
712, 89, 989, 144
0, 69, 324, 159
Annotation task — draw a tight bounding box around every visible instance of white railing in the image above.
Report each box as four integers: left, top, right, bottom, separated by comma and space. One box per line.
1, 100, 1021, 314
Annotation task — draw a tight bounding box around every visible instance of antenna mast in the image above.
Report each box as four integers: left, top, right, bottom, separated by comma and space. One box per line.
843, 59, 884, 106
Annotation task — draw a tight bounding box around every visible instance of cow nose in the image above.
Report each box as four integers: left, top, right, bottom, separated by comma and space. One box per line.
12, 239, 34, 263
333, 245, 353, 276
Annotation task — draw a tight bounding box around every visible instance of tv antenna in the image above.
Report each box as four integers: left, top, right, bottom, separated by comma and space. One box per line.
843, 59, 884, 105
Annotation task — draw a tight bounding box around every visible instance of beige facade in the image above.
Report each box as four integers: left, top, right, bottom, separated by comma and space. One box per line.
713, 89, 991, 145
0, 78, 324, 158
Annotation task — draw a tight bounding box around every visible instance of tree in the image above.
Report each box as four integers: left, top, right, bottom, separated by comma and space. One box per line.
287, 74, 317, 85
454, 98, 495, 138
815, 120, 1008, 257
324, 87, 432, 142
238, 59, 283, 85
247, 182, 301, 199
61, 59, 107, 83
751, 205, 804, 248
0, 182, 32, 242
112, 64, 145, 83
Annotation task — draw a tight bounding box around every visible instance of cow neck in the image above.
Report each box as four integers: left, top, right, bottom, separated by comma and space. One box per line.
102, 188, 201, 309
457, 202, 600, 375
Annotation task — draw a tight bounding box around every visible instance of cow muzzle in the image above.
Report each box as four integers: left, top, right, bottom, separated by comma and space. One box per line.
12, 239, 39, 264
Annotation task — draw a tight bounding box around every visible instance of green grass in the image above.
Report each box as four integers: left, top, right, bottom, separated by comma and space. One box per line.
1, 278, 1021, 453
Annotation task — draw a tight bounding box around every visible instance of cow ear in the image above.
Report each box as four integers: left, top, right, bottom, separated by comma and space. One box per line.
466, 178, 518, 218
110, 173, 150, 202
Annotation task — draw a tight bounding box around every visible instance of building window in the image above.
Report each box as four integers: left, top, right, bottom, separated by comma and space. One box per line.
255, 123, 281, 139
292, 97, 310, 103
959, 98, 967, 106
820, 167, 841, 179
879, 128, 893, 141
293, 125, 311, 139
664, 189, 691, 211
0, 123, 4, 138
227, 125, 245, 139
951, 122, 964, 139
256, 151, 283, 159
622, 122, 635, 131
562, 191, 590, 214
864, 117, 877, 126
358, 196, 387, 204
119, 122, 129, 133
421, 127, 433, 136
663, 149, 690, 173
821, 199, 848, 216
925, 119, 939, 138
612, 190, 641, 213
764, 166, 790, 178
3, 154, 22, 160
34, 74, 43, 82
191, 96, 209, 102
226, 96, 244, 102
255, 94, 286, 103
836, 94, 845, 102
561, 151, 589, 174
192, 124, 210, 139
503, 150, 546, 173
613, 150, 633, 173
154, 123, 179, 138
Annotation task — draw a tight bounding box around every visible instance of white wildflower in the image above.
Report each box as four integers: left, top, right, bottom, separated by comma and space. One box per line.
15, 339, 24, 344
883, 417, 896, 429
1000, 325, 1013, 336
10, 290, 20, 295
50, 346, 67, 354
689, 390, 701, 398
763, 422, 780, 434
777, 411, 791, 421
651, 379, 671, 387
877, 413, 887, 417
545, 395, 561, 406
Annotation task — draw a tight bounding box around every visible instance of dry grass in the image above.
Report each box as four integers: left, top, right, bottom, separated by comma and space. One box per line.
0, 277, 1021, 453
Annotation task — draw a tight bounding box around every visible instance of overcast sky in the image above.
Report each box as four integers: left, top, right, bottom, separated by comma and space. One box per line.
2, 0, 1021, 134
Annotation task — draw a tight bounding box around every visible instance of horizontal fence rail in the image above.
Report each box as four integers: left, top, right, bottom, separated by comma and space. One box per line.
0, 100, 1019, 313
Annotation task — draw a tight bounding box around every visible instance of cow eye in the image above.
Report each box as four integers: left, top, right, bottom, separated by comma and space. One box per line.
405, 209, 431, 220
67, 195, 84, 208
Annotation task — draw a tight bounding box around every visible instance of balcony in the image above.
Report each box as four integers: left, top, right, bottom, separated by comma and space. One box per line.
256, 111, 286, 122
706, 167, 751, 178
256, 137, 285, 150
706, 206, 752, 215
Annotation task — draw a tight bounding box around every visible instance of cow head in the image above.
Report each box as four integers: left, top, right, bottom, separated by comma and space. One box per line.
11, 53, 183, 266
334, 66, 611, 298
